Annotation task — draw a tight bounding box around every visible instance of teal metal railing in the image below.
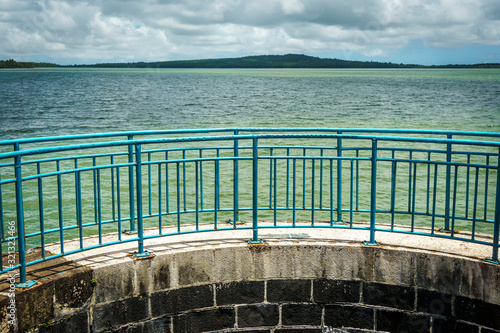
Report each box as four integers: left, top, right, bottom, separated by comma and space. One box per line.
1, 128, 499, 287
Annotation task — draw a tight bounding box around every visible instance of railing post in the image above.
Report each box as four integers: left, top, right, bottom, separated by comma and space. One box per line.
133, 144, 149, 257
14, 143, 37, 287
486, 148, 500, 264
443, 134, 452, 231
126, 134, 136, 234
249, 137, 262, 244
364, 138, 380, 247
232, 130, 240, 226
336, 132, 343, 223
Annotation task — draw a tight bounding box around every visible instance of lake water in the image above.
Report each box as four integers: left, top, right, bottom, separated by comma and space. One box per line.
1, 68, 500, 247
1, 68, 499, 140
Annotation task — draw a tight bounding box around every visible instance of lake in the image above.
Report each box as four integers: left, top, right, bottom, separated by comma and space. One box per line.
1, 68, 499, 140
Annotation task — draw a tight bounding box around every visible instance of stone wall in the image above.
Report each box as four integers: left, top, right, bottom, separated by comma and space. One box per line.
4, 242, 500, 333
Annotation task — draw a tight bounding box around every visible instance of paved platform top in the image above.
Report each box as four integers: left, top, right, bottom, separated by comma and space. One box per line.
1, 221, 496, 293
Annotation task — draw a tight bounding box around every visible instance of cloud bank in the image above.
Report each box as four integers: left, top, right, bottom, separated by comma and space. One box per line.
1, 0, 499, 64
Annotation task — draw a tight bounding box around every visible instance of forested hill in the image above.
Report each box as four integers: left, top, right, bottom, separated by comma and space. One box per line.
71, 54, 421, 68
0, 59, 59, 68
2, 54, 499, 69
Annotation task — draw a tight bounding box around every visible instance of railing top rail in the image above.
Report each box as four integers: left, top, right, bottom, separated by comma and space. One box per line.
1, 127, 499, 147
1, 132, 500, 160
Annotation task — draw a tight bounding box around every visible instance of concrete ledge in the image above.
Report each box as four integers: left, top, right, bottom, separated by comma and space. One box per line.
1, 225, 499, 332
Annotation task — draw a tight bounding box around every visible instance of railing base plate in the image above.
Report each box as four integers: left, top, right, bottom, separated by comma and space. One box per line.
123, 230, 138, 235
363, 241, 380, 247
133, 251, 151, 258
248, 239, 264, 245
484, 258, 500, 265
16, 280, 38, 288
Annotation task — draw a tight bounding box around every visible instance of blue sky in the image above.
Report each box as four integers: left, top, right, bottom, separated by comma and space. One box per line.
1, 0, 499, 66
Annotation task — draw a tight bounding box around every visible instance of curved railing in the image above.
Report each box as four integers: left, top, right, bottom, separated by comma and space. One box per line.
1, 128, 499, 287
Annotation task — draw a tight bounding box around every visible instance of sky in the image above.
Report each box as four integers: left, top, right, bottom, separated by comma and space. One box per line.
1, 0, 500, 66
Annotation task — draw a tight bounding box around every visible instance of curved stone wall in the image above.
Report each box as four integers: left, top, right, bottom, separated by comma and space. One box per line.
3, 239, 500, 333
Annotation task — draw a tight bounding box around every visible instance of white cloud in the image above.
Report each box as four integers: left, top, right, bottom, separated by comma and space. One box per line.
0, 0, 499, 64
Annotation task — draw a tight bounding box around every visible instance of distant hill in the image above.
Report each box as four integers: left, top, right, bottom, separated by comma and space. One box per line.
70, 54, 423, 69
2, 54, 499, 69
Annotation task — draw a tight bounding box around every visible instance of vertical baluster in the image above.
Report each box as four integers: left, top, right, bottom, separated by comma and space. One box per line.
38, 162, 46, 257
249, 137, 261, 243
293, 158, 297, 227
196, 161, 199, 231
165, 151, 169, 215
311, 159, 315, 227
472, 167, 479, 240
484, 155, 490, 221
337, 134, 342, 222
14, 143, 32, 286
320, 149, 324, 210
233, 130, 239, 225
148, 152, 152, 216
273, 157, 277, 226
431, 164, 438, 234
111, 156, 116, 223
350, 159, 354, 226
364, 139, 379, 246
451, 165, 459, 237
390, 159, 397, 231
158, 163, 162, 233
466, 154, 471, 219
330, 159, 333, 225
411, 162, 417, 232
177, 162, 181, 233
486, 148, 500, 263
117, 166, 121, 240
128, 135, 135, 232
74, 160, 82, 250
183, 150, 187, 212
57, 160, 64, 252
134, 144, 147, 257
269, 148, 273, 209
444, 134, 452, 230
286, 148, 290, 208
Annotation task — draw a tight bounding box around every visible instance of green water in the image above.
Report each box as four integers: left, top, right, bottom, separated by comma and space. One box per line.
0, 68, 499, 249
1, 68, 499, 139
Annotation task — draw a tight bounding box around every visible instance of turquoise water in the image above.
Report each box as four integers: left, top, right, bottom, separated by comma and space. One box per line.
1, 68, 499, 139
1, 68, 499, 250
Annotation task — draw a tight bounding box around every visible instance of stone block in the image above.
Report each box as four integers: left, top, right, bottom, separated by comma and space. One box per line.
16, 279, 55, 332
362, 282, 415, 310
213, 246, 255, 282
454, 296, 500, 329
324, 304, 374, 330
150, 254, 171, 291
372, 247, 416, 286
376, 309, 430, 333
173, 307, 235, 333
172, 249, 214, 287
93, 260, 135, 303
432, 318, 479, 333
237, 304, 279, 328
416, 289, 452, 317
38, 311, 89, 333
281, 303, 323, 326
313, 279, 360, 303
93, 295, 149, 332
151, 284, 214, 317
215, 280, 265, 306
54, 268, 93, 308
267, 279, 311, 303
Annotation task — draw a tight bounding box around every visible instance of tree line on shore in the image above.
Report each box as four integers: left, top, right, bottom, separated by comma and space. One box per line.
2, 54, 499, 69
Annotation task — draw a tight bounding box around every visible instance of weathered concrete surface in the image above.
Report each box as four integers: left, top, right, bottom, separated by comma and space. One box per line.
1, 223, 499, 332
